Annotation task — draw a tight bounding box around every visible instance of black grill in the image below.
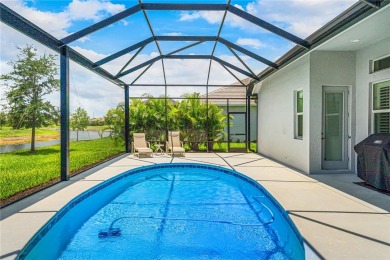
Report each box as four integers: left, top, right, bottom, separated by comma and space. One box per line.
354, 134, 390, 191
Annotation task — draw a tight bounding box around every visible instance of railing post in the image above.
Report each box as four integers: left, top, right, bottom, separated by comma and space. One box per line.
124, 85, 130, 153
60, 46, 69, 181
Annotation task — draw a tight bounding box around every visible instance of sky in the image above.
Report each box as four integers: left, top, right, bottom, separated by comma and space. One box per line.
0, 0, 358, 117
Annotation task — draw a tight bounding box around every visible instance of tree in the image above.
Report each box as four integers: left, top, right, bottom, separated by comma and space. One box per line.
102, 93, 228, 150
1, 45, 59, 151
70, 107, 90, 141
0, 110, 8, 130
206, 102, 228, 150
104, 103, 125, 143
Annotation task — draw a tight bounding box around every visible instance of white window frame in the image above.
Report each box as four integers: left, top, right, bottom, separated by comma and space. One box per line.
370, 79, 390, 134
370, 54, 390, 74
294, 89, 303, 139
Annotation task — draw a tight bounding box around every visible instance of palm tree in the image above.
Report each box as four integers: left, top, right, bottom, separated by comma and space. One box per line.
144, 95, 166, 141
207, 102, 227, 150
103, 93, 227, 151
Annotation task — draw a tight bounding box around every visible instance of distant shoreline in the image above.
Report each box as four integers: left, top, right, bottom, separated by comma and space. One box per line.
0, 130, 111, 146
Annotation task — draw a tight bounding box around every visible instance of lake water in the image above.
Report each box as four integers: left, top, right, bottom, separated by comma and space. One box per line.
0, 130, 111, 153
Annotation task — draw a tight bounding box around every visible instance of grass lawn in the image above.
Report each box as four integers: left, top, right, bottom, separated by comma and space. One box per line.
0, 126, 60, 145
0, 126, 59, 138
0, 137, 124, 201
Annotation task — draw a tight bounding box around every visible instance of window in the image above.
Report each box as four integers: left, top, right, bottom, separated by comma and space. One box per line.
372, 80, 390, 133
371, 55, 390, 73
295, 90, 303, 139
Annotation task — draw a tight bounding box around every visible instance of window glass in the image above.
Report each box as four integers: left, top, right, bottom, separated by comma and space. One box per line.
373, 80, 390, 134
374, 113, 390, 133
373, 81, 390, 110
295, 90, 303, 139
297, 114, 303, 138
373, 55, 390, 73
297, 90, 303, 113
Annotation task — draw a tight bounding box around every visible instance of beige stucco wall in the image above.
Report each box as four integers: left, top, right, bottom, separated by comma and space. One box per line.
256, 55, 311, 173
355, 36, 390, 143
309, 51, 356, 173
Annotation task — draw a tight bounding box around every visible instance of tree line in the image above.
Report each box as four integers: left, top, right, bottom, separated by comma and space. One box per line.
105, 94, 227, 150
1, 46, 228, 152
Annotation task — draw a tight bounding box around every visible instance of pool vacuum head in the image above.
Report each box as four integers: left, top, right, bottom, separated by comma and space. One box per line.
98, 228, 121, 238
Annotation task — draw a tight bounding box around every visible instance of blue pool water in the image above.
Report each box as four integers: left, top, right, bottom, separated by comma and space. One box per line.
20, 163, 304, 259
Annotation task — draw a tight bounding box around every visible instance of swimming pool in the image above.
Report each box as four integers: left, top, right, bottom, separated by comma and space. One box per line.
19, 163, 305, 259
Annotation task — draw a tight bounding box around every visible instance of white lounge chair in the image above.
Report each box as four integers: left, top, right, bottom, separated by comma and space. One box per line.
132, 133, 153, 157
166, 131, 185, 156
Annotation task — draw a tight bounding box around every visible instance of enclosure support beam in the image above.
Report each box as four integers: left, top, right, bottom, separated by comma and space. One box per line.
142, 3, 226, 11
124, 85, 130, 153
131, 63, 154, 85
218, 38, 278, 68
60, 46, 70, 181
120, 55, 258, 80
118, 56, 161, 78
60, 4, 142, 45
227, 99, 230, 153
116, 45, 146, 78
206, 0, 230, 152
212, 57, 259, 80
228, 5, 310, 49
220, 63, 246, 86
246, 91, 250, 152
166, 41, 205, 56
94, 37, 154, 67
128, 84, 247, 87
206, 84, 209, 153
226, 46, 257, 78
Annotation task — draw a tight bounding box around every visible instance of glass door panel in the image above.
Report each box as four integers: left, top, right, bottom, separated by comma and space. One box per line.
324, 93, 343, 161
322, 87, 349, 170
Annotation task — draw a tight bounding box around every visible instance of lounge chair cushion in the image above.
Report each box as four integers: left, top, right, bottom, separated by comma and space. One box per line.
136, 147, 153, 153
169, 131, 182, 147
132, 133, 153, 156
168, 147, 185, 153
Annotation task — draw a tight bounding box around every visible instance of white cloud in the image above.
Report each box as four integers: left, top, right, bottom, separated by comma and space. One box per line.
121, 20, 129, 26
67, 0, 125, 22
178, 5, 265, 34
244, 0, 357, 37
179, 10, 224, 24
72, 46, 108, 61
179, 0, 356, 38
162, 32, 185, 36
2, 0, 70, 38
1, 0, 127, 38
236, 38, 266, 49
179, 11, 201, 21
77, 36, 91, 43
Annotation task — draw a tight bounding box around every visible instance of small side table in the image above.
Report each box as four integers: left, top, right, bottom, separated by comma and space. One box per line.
154, 143, 164, 155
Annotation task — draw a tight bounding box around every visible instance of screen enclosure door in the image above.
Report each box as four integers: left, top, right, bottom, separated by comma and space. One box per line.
228, 112, 247, 152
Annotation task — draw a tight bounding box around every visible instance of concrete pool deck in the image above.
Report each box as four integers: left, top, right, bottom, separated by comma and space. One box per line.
1, 153, 389, 259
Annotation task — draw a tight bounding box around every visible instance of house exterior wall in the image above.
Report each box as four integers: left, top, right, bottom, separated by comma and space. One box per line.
255, 36, 390, 174
309, 51, 356, 173
256, 55, 311, 173
355, 36, 390, 144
